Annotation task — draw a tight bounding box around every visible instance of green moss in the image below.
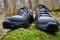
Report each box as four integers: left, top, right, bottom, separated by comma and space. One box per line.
2, 27, 60, 40
2, 28, 37, 40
